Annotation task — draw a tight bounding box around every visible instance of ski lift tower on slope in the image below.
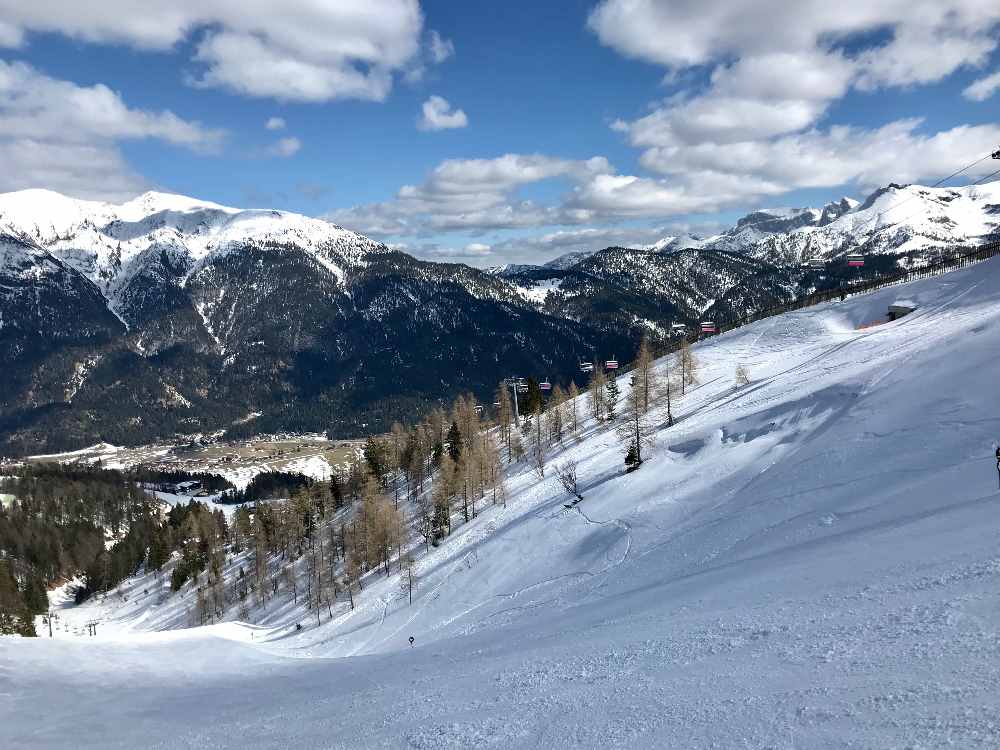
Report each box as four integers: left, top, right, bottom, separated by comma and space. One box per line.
503, 377, 529, 424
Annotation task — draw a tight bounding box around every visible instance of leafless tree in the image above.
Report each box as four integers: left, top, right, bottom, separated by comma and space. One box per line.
735, 363, 751, 387
399, 554, 419, 606
555, 460, 583, 502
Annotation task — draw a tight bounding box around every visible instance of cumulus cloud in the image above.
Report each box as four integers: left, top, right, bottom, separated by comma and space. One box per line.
0, 60, 224, 200
588, 0, 999, 79
0, 0, 428, 102
265, 116, 286, 130
964, 70, 1000, 101
428, 30, 455, 64
0, 138, 148, 200
329, 154, 614, 236
637, 120, 1000, 190
590, 1, 1000, 144
588, 0, 1000, 233
489, 225, 699, 262
417, 95, 468, 131
265, 136, 301, 157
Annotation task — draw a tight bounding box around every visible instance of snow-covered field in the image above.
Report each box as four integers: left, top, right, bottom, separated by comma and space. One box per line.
4, 259, 1000, 748
24, 436, 360, 490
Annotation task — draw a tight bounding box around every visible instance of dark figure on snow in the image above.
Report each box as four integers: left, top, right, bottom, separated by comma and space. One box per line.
995, 447, 1000, 490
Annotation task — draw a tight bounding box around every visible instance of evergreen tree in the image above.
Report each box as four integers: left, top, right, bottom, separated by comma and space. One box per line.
523, 377, 543, 416
446, 421, 463, 462
606, 376, 620, 420
329, 473, 344, 511
624, 443, 641, 473
0, 560, 34, 636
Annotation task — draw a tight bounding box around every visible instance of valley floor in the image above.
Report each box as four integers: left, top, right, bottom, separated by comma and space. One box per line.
4, 259, 1000, 748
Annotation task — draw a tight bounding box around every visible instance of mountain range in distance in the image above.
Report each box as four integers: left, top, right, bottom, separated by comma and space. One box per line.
1, 180, 997, 456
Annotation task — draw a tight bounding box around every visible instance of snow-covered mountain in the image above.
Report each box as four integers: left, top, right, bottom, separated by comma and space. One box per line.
0, 189, 631, 455
654, 183, 998, 266
3, 181, 997, 455
0, 189, 386, 325
10, 256, 1000, 748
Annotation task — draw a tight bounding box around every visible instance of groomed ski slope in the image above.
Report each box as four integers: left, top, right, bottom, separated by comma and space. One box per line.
5, 259, 1000, 748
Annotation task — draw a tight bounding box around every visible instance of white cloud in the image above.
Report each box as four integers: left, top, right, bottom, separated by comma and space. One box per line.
590, 0, 1000, 232
638, 120, 1000, 191
964, 70, 1000, 101
568, 172, 786, 218
0, 0, 426, 102
0, 60, 224, 200
265, 116, 286, 130
592, 1, 1000, 148
417, 95, 468, 131
588, 0, 999, 81
400, 242, 494, 262
266, 136, 301, 157
329, 154, 614, 236
428, 30, 455, 64
0, 60, 224, 150
0, 19, 22, 47
855, 18, 996, 90
0, 138, 147, 200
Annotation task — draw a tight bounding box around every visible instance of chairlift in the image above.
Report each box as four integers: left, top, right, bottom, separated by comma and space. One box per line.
846, 253, 865, 267
540, 379, 552, 392
671, 323, 686, 333
579, 361, 594, 373
474, 404, 484, 414
605, 359, 619, 370
808, 258, 825, 269
493, 400, 501, 408
700, 321, 718, 334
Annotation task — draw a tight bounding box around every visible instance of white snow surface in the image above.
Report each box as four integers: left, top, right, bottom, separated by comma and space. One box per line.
514, 276, 563, 303
5, 259, 1000, 747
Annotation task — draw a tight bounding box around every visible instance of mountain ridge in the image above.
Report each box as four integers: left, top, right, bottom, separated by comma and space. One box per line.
2, 180, 997, 455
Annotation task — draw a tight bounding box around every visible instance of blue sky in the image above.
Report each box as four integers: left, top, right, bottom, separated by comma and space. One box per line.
1, 0, 999, 266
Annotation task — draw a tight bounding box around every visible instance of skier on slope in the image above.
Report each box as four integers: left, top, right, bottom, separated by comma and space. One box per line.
995, 445, 1000, 490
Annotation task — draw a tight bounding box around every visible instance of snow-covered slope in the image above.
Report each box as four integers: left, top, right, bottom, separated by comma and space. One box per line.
6, 257, 1000, 747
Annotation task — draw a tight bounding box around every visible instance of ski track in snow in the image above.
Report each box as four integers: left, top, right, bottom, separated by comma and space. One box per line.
5, 258, 1000, 748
